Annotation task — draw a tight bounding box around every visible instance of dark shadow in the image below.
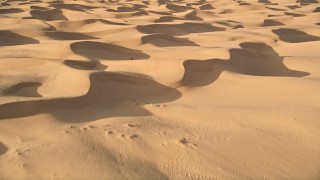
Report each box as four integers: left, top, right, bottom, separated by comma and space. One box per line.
262, 19, 285, 26
56, 19, 127, 31
158, 0, 168, 5
239, 2, 251, 5
70, 41, 150, 60
314, 7, 320, 12
137, 23, 225, 36
141, 34, 199, 47
45, 31, 99, 40
266, 7, 286, 11
199, 4, 214, 10
52, 3, 97, 11
106, 3, 147, 12
0, 8, 24, 14
155, 16, 183, 23
117, 6, 138, 12
165, 4, 190, 12
272, 28, 320, 43
99, 19, 127, 25
1, 2, 11, 6
258, 0, 272, 4
0, 142, 8, 156
284, 12, 305, 17
132, 10, 149, 16
30, 9, 68, 21
149, 11, 172, 15
30, 6, 50, 10
287, 5, 301, 10
0, 30, 39, 46
216, 20, 244, 29
297, 0, 318, 5
19, 2, 32, 5
3, 82, 42, 97
0, 72, 182, 122
5, 0, 25, 2
64, 59, 107, 70
179, 42, 310, 87
185, 11, 203, 21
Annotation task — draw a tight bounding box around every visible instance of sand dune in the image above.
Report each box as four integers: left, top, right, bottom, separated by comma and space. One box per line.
0, 0, 320, 179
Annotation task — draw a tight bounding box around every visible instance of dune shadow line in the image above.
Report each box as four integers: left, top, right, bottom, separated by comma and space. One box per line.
0, 31, 39, 46
178, 42, 309, 87
0, 72, 181, 122
70, 41, 150, 60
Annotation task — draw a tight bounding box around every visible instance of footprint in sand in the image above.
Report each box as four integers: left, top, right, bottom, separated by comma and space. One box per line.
177, 138, 197, 148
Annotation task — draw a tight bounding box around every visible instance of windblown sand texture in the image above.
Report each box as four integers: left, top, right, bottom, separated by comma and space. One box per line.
0, 0, 320, 179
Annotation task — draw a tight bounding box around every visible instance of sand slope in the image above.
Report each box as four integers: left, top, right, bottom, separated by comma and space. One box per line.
0, 0, 320, 179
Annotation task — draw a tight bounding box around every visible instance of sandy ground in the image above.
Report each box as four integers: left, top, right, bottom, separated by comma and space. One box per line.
0, 0, 320, 179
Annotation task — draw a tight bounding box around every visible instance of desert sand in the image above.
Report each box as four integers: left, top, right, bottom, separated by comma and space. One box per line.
0, 0, 320, 179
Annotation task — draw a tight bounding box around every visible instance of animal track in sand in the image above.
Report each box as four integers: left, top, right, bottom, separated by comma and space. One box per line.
105, 128, 139, 140
177, 138, 197, 148
16, 148, 31, 156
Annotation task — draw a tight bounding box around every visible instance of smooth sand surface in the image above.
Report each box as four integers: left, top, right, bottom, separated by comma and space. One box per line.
0, 0, 320, 179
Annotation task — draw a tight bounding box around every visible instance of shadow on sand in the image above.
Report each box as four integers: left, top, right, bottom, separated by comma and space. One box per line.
0, 72, 182, 122
178, 42, 309, 87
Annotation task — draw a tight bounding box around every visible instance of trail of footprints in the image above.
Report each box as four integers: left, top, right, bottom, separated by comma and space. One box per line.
61, 120, 198, 149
